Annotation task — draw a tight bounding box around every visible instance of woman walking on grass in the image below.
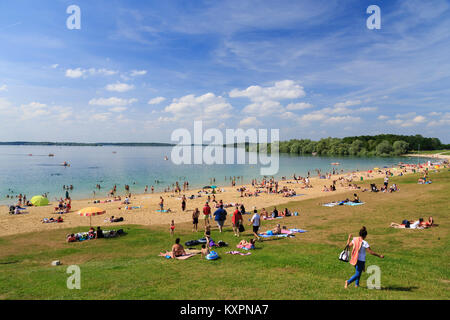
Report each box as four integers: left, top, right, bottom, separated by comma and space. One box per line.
345, 226, 384, 288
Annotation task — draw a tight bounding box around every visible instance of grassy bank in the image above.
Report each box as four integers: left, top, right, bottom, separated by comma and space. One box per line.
0, 170, 449, 300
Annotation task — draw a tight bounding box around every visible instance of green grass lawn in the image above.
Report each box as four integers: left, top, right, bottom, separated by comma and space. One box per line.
0, 171, 449, 300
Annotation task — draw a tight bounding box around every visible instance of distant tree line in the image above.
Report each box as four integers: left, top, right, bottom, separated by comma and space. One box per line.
244, 134, 449, 157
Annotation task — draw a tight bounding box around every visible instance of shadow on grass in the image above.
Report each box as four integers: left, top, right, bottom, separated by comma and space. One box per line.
380, 286, 419, 292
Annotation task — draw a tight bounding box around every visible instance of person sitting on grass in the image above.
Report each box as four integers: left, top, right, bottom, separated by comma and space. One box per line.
88, 227, 96, 239
66, 233, 77, 242
201, 244, 210, 258
171, 238, 186, 258
96, 226, 104, 239
353, 193, 360, 203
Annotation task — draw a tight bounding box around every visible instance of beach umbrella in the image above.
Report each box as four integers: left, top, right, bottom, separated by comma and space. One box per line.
211, 185, 217, 189
30, 195, 49, 206
203, 186, 212, 189
373, 167, 379, 170
77, 207, 106, 226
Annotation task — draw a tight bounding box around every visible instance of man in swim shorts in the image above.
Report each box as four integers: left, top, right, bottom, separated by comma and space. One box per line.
203, 202, 211, 226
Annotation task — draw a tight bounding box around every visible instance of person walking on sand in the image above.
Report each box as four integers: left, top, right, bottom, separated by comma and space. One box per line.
181, 196, 186, 212
192, 208, 200, 232
160, 196, 164, 211
345, 226, 384, 289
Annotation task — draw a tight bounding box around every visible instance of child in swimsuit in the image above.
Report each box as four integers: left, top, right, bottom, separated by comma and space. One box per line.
170, 220, 175, 236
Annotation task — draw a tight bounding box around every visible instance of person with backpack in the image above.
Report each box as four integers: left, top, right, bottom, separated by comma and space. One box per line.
344, 226, 384, 288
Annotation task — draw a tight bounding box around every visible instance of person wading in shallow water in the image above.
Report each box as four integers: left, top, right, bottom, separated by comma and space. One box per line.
345, 226, 384, 288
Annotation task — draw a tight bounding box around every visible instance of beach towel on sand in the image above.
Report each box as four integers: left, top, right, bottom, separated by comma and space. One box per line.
226, 251, 251, 256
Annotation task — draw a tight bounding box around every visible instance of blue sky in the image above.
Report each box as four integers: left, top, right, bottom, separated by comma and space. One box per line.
0, 0, 449, 143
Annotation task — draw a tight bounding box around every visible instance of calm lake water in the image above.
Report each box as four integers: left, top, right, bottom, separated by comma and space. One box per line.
0, 145, 432, 205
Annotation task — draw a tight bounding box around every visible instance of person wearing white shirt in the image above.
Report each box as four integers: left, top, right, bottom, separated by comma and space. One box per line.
250, 210, 261, 240
345, 226, 384, 288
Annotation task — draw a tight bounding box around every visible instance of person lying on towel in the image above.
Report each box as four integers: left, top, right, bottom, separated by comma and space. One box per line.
261, 224, 282, 235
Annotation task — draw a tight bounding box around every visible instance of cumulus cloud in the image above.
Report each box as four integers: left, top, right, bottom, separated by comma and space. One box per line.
164, 92, 233, 121
106, 82, 135, 92
65, 68, 84, 78
377, 115, 389, 120
0, 84, 7, 91
89, 97, 138, 106
242, 100, 281, 115
239, 116, 262, 127
387, 114, 427, 127
229, 80, 305, 102
148, 97, 166, 105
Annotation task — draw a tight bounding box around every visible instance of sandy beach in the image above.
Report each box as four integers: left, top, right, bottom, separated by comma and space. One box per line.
1, 159, 445, 238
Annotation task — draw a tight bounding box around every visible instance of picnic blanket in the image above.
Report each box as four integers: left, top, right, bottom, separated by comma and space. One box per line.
226, 251, 251, 256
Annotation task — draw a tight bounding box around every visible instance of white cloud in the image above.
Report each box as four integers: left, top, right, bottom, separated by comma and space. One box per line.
65, 68, 84, 78
388, 114, 427, 127
51, 64, 59, 69
90, 113, 112, 122
229, 80, 305, 102
65, 68, 118, 78
110, 107, 127, 113
239, 116, 262, 127
357, 107, 378, 112
286, 102, 314, 111
88, 68, 117, 76
164, 92, 233, 121
89, 97, 138, 106
106, 82, 135, 92
427, 113, 450, 126
0, 84, 7, 91
148, 97, 166, 105
377, 115, 389, 120
130, 70, 147, 76
334, 100, 361, 108
242, 100, 281, 115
